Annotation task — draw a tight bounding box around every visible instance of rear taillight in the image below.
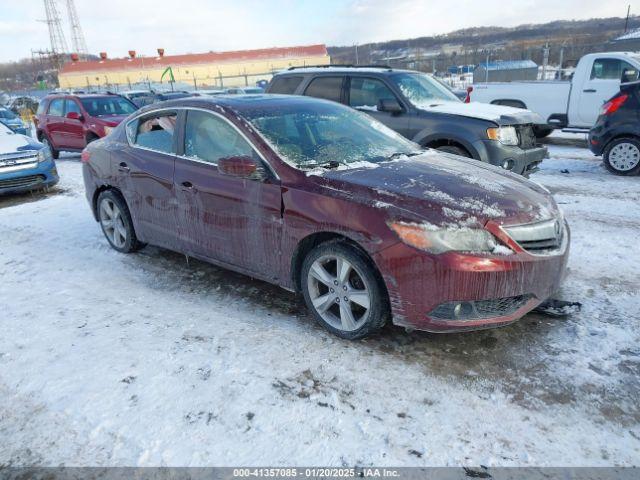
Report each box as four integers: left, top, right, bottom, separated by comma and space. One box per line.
601, 94, 628, 116
81, 150, 91, 163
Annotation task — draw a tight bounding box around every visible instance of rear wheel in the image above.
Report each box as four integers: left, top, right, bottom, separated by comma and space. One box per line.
603, 137, 640, 176
97, 190, 144, 253
301, 241, 388, 340
42, 136, 59, 159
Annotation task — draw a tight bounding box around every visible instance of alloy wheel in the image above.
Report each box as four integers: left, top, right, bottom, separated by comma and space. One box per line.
307, 254, 371, 332
99, 198, 128, 248
609, 142, 640, 172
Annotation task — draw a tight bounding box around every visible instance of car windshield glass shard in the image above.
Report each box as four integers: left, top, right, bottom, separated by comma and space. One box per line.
245, 102, 420, 168
391, 72, 460, 107
80, 97, 137, 117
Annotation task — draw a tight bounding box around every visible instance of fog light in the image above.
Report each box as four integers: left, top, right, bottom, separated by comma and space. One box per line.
453, 302, 474, 319
502, 159, 514, 170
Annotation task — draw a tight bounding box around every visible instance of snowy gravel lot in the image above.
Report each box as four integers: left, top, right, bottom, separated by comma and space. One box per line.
1, 133, 639, 466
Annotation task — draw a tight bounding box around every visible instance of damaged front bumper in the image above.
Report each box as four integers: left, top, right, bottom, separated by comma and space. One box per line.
373, 227, 570, 333
476, 139, 548, 177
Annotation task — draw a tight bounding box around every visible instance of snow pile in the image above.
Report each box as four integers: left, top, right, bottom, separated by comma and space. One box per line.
0, 137, 639, 466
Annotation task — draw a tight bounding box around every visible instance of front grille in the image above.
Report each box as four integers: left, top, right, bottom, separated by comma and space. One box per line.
0, 174, 45, 189
0, 151, 39, 172
503, 218, 564, 254
429, 294, 533, 321
516, 125, 537, 149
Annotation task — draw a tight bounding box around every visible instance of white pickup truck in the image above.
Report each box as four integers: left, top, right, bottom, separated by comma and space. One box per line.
469, 52, 640, 134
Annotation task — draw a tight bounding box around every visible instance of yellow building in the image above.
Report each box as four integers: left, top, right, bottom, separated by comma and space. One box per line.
58, 44, 330, 89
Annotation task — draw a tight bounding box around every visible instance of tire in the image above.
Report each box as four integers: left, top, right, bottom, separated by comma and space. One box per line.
435, 145, 470, 157
42, 136, 59, 160
97, 190, 144, 253
301, 241, 389, 340
603, 137, 640, 176
533, 126, 554, 139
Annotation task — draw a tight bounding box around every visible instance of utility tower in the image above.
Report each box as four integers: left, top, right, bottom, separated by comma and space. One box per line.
43, 0, 68, 56
66, 0, 88, 59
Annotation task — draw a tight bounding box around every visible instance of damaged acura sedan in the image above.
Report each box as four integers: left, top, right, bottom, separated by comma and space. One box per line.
82, 95, 569, 339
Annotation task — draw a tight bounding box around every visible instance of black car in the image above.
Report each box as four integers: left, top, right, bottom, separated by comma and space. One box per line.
589, 80, 640, 176
266, 66, 547, 176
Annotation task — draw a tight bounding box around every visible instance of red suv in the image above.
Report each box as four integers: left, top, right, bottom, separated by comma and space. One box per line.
35, 93, 137, 159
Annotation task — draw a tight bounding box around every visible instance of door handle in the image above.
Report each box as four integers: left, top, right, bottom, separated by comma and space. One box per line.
583, 89, 597, 93
180, 181, 197, 192
118, 162, 130, 173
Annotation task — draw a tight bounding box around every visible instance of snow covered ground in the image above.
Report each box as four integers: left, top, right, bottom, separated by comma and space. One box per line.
1, 133, 639, 466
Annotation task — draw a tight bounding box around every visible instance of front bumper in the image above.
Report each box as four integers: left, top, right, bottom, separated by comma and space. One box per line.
475, 139, 548, 176
374, 227, 570, 333
0, 157, 59, 195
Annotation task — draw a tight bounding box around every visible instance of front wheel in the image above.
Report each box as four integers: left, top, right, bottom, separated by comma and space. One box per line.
603, 137, 640, 176
435, 145, 470, 157
301, 241, 389, 340
97, 190, 144, 253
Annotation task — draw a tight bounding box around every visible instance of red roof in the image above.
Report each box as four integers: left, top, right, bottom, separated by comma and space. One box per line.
60, 44, 328, 74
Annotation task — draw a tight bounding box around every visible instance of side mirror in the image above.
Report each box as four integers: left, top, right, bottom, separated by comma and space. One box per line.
66, 111, 83, 121
621, 68, 639, 84
218, 155, 259, 178
377, 98, 403, 114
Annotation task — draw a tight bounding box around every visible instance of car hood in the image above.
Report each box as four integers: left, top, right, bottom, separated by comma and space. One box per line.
416, 100, 543, 125
0, 130, 41, 155
309, 150, 559, 227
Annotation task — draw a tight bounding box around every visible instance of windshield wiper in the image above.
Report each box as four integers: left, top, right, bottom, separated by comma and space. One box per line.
388, 151, 421, 160
312, 160, 350, 169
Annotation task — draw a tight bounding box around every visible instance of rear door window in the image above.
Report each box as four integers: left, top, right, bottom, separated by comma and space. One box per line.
132, 111, 177, 154
303, 76, 344, 103
268, 76, 304, 94
47, 99, 65, 117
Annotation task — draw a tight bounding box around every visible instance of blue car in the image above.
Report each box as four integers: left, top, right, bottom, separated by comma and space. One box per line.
0, 107, 29, 136
0, 121, 58, 195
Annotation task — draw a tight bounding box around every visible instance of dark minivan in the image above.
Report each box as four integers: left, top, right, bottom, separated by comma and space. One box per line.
82, 95, 568, 340
267, 66, 547, 176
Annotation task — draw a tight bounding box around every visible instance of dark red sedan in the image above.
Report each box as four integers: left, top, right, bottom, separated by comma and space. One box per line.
82, 95, 569, 339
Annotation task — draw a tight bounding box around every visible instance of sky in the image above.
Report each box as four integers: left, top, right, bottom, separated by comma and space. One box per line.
0, 0, 635, 62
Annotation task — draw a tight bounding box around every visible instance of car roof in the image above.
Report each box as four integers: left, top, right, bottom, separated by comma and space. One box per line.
274, 66, 416, 75
44, 93, 121, 99
135, 93, 342, 116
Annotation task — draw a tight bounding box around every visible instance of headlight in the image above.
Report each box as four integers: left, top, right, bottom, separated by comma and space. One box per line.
487, 126, 519, 146
37, 149, 48, 163
103, 126, 114, 136
388, 221, 509, 254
